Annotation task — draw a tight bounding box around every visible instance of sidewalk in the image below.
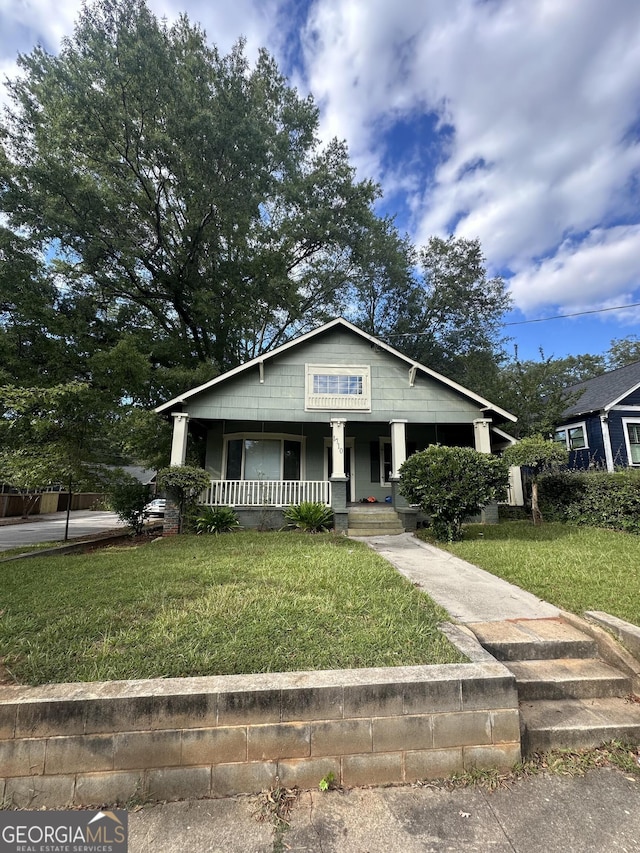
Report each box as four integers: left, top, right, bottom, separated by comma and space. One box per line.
128, 765, 640, 852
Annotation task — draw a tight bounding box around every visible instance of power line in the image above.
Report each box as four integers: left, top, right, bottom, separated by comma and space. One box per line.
386, 301, 640, 336
504, 301, 640, 326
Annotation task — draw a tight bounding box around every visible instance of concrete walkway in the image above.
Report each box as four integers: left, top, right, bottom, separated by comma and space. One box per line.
359, 532, 560, 623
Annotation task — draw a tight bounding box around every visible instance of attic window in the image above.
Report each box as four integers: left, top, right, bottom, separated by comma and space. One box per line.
305, 365, 371, 411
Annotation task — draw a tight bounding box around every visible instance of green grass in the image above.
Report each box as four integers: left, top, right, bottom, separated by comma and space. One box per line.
0, 541, 73, 559
424, 521, 640, 625
0, 531, 464, 686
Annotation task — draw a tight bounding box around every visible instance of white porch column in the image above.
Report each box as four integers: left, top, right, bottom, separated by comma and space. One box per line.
170, 412, 190, 466
473, 418, 492, 454
600, 414, 615, 472
330, 418, 347, 478
390, 419, 408, 478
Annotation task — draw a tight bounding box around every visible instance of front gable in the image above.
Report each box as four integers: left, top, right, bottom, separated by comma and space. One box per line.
158, 321, 514, 425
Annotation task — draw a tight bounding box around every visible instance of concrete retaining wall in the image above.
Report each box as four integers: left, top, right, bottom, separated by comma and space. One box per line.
0, 663, 520, 808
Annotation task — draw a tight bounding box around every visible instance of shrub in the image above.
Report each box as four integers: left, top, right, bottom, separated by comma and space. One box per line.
283, 501, 334, 533
399, 445, 509, 542
157, 465, 211, 533
538, 468, 640, 534
108, 475, 150, 535
538, 471, 587, 521
193, 506, 241, 534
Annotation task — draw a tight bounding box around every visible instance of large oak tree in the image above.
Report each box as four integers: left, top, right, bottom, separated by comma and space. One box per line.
1, 0, 409, 378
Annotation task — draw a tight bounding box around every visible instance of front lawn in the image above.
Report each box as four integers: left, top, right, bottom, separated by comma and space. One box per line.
426, 521, 640, 625
0, 532, 464, 686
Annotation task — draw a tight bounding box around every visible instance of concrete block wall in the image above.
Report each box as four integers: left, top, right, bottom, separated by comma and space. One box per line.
0, 663, 521, 809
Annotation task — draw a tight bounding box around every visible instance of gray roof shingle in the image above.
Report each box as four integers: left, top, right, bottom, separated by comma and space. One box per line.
561, 360, 640, 418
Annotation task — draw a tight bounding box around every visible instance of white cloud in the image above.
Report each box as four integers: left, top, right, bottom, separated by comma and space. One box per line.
300, 0, 640, 313
509, 225, 640, 312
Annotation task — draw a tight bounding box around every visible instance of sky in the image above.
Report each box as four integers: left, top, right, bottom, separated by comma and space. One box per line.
1, 0, 639, 363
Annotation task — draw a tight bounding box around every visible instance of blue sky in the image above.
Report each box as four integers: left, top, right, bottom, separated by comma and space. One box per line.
1, 0, 639, 362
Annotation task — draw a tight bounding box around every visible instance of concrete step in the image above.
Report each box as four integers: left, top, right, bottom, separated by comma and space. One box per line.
346, 517, 404, 528
467, 618, 598, 661
348, 527, 405, 536
521, 696, 640, 754
505, 658, 632, 701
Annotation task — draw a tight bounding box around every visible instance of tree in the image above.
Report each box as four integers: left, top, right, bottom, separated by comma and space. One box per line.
490, 351, 605, 439
376, 236, 512, 389
503, 435, 568, 525
399, 446, 509, 541
1, 0, 408, 377
0, 382, 111, 538
607, 336, 640, 369
0, 448, 60, 518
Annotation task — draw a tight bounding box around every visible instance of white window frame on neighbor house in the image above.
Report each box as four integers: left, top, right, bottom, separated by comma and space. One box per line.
554, 421, 588, 451
305, 364, 371, 411
222, 433, 306, 480
622, 419, 640, 466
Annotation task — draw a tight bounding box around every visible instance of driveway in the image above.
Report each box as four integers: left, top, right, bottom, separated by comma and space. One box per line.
0, 510, 126, 552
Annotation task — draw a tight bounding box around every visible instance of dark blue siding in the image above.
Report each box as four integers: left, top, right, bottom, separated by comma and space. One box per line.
566, 416, 605, 469
618, 387, 640, 406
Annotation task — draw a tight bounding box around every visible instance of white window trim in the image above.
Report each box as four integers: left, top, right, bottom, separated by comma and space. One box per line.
305, 364, 371, 411
622, 418, 640, 467
379, 437, 392, 487
222, 432, 306, 480
554, 421, 589, 451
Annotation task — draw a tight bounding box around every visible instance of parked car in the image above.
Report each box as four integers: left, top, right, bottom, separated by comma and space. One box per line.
144, 498, 166, 518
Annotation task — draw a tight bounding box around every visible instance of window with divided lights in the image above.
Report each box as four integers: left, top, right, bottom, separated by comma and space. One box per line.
305, 365, 370, 411
623, 420, 640, 465
554, 422, 588, 450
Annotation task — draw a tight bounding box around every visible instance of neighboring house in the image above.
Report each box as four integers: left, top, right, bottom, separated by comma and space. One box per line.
117, 465, 158, 490
155, 318, 518, 531
554, 360, 640, 470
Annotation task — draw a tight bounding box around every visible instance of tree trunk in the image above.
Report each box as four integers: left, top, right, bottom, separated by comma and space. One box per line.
531, 480, 543, 526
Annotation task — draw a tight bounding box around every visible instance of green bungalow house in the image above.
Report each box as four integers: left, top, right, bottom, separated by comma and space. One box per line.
156, 318, 518, 532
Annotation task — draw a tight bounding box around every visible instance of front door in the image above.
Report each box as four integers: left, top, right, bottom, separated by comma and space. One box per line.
326, 443, 355, 502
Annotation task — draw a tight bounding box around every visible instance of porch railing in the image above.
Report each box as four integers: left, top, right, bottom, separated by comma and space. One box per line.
203, 480, 332, 507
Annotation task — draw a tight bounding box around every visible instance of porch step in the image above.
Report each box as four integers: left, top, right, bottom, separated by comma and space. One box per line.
348, 527, 405, 536
468, 616, 640, 755
347, 508, 404, 537
504, 658, 631, 701
521, 697, 640, 754
467, 618, 598, 661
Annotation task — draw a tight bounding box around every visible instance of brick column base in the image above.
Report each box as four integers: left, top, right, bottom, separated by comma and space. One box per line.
163, 500, 180, 536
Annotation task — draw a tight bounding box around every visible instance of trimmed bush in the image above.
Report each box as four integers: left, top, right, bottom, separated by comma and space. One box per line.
399, 445, 508, 542
157, 465, 211, 533
539, 469, 640, 533
283, 501, 334, 533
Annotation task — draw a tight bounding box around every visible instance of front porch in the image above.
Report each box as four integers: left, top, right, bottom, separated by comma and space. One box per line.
170, 414, 503, 533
